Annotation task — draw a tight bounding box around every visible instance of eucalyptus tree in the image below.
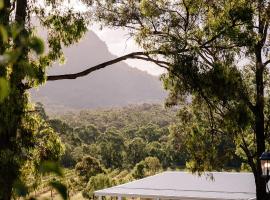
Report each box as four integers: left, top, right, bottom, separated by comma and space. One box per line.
75, 156, 104, 183
126, 137, 146, 167
78, 0, 270, 199
97, 130, 125, 169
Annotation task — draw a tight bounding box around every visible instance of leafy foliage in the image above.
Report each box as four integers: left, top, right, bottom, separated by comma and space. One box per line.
51, 104, 181, 170
82, 173, 113, 199
132, 156, 162, 179
75, 156, 105, 183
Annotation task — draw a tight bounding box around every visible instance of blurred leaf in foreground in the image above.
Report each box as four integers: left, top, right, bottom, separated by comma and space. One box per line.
0, 0, 4, 10
49, 180, 68, 200
39, 161, 64, 177
13, 179, 28, 197
0, 78, 9, 102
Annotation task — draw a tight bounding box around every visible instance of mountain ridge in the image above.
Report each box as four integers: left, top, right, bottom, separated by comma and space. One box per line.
31, 31, 167, 112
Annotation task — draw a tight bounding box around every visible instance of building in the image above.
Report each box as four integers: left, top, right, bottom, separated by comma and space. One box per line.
95, 171, 256, 200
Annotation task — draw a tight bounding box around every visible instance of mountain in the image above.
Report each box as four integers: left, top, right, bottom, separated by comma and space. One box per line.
31, 31, 167, 112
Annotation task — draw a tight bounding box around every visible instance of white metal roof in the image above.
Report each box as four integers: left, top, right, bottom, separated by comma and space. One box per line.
95, 171, 256, 200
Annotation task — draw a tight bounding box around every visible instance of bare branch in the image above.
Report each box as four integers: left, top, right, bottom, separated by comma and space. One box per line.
133, 55, 170, 70
47, 51, 167, 81
197, 51, 214, 67
264, 59, 270, 66
240, 136, 257, 176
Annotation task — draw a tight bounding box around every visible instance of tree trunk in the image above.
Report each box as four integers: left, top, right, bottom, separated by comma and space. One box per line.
255, 39, 267, 199
0, 92, 24, 199
0, 1, 29, 199
0, 190, 12, 200
0, 178, 13, 200
255, 174, 268, 200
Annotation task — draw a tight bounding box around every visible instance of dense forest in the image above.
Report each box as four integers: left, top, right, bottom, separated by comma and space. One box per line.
30, 103, 242, 199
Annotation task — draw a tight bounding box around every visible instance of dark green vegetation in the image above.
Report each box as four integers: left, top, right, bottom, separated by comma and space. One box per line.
89, 0, 270, 199
37, 103, 242, 199
51, 104, 181, 169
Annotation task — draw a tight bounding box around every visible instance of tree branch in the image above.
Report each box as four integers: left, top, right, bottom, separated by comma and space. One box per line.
264, 59, 270, 66
47, 51, 165, 81
132, 55, 170, 70
240, 140, 257, 176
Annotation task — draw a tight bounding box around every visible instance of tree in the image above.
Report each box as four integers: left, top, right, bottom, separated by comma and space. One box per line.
84, 0, 270, 199
132, 156, 162, 179
136, 123, 162, 142
76, 125, 100, 145
98, 130, 125, 169
125, 137, 146, 167
167, 124, 188, 167
132, 161, 146, 179
169, 102, 242, 171
144, 156, 162, 175
17, 112, 65, 198
61, 144, 76, 168
145, 141, 166, 165
0, 0, 87, 198
82, 173, 113, 199
75, 156, 104, 183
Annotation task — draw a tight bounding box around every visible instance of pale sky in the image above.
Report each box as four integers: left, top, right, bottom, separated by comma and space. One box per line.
91, 26, 166, 76
40, 0, 166, 76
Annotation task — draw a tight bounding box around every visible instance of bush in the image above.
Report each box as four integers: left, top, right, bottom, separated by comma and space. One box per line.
132, 156, 162, 179
75, 156, 104, 183
82, 173, 114, 199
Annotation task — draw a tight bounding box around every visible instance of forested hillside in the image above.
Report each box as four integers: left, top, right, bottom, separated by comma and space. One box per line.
48, 104, 180, 169
32, 103, 242, 199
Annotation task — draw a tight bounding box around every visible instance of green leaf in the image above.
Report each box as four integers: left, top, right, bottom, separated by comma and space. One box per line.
10, 24, 23, 40
39, 161, 64, 177
6, 49, 21, 63
29, 36, 45, 55
0, 25, 8, 43
0, 0, 4, 10
0, 78, 10, 102
49, 181, 68, 200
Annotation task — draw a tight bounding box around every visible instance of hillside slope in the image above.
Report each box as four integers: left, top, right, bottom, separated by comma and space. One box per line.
31, 31, 166, 111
